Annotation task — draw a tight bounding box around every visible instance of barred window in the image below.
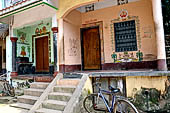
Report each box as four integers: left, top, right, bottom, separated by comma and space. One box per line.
114, 20, 137, 52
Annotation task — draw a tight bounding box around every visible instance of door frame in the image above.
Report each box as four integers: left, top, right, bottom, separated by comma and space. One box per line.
35, 36, 49, 72
80, 26, 101, 70
32, 32, 51, 71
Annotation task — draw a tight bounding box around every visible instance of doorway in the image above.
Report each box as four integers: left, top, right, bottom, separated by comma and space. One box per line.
35, 36, 49, 72
81, 26, 101, 70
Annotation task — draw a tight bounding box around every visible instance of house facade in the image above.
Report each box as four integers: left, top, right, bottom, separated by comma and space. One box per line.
0, 0, 169, 97
0, 0, 58, 76
57, 0, 167, 72
56, 0, 168, 97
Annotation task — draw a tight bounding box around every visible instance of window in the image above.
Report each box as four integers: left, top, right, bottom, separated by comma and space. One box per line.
117, 0, 128, 5
114, 20, 137, 52
85, 4, 94, 12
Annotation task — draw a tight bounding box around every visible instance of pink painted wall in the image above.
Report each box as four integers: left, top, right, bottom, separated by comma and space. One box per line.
63, 0, 157, 65
63, 10, 82, 65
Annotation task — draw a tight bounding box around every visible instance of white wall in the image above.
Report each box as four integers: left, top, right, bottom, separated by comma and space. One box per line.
6, 36, 12, 72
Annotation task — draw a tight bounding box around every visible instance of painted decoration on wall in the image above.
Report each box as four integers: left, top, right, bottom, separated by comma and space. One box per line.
17, 30, 30, 58
117, 0, 128, 5
111, 50, 143, 63
20, 46, 26, 57
110, 9, 141, 53
35, 26, 47, 35
35, 28, 39, 35
68, 38, 79, 56
119, 9, 128, 20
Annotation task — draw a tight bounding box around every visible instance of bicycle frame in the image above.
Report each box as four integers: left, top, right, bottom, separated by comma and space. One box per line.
97, 88, 116, 113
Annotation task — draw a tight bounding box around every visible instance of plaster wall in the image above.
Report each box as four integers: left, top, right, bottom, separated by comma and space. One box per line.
81, 0, 156, 63
13, 18, 53, 66
58, 0, 98, 18
63, 10, 82, 65
126, 76, 167, 97
6, 36, 12, 72
63, 0, 157, 65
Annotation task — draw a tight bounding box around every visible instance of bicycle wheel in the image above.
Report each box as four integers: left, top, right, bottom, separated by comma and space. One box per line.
83, 93, 108, 113
113, 99, 139, 113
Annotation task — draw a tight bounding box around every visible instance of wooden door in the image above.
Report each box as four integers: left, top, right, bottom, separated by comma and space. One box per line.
82, 27, 101, 70
0, 46, 2, 72
36, 36, 49, 72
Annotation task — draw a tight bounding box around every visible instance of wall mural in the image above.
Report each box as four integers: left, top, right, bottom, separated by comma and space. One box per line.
111, 50, 143, 63
17, 30, 30, 57
110, 9, 142, 63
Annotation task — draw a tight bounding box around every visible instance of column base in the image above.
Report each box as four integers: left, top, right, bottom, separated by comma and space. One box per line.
157, 59, 167, 71
53, 71, 59, 77
10, 72, 18, 77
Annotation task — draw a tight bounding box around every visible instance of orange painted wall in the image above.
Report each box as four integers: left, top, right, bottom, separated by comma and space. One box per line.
81, 0, 157, 63
63, 0, 157, 65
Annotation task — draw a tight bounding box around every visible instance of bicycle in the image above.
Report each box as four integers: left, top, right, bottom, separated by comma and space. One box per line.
0, 72, 15, 97
83, 80, 139, 113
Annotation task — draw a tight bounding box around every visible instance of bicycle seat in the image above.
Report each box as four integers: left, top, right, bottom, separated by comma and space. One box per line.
108, 85, 120, 93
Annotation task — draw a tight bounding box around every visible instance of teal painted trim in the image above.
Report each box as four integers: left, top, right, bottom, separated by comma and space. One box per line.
42, 2, 58, 10
0, 2, 58, 20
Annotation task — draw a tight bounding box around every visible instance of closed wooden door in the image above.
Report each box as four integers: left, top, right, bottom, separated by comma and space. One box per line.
36, 36, 49, 72
0, 46, 2, 72
82, 27, 101, 70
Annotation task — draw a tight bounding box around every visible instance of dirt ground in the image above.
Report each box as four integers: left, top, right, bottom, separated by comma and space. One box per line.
0, 104, 28, 113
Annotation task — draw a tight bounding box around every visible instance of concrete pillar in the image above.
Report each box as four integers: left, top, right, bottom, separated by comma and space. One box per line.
152, 0, 167, 71
10, 37, 18, 76
58, 18, 65, 73
51, 27, 58, 76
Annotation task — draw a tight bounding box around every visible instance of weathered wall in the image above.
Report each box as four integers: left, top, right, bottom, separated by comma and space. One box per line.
63, 10, 82, 65
6, 36, 12, 72
58, 0, 98, 18
63, 0, 157, 66
13, 18, 53, 65
81, 0, 156, 63
126, 76, 167, 97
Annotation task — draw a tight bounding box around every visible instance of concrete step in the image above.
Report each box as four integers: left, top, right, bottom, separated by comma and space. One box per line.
42, 100, 67, 111
35, 108, 62, 113
30, 82, 49, 89
57, 79, 80, 86
17, 95, 39, 105
10, 102, 33, 110
53, 85, 76, 93
24, 88, 44, 97
48, 92, 72, 102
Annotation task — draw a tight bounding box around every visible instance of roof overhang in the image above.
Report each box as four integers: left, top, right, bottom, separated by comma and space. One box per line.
0, 0, 58, 25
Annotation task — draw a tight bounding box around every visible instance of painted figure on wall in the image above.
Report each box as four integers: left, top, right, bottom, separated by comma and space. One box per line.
111, 51, 142, 63
111, 52, 117, 63
136, 50, 143, 61
20, 46, 26, 57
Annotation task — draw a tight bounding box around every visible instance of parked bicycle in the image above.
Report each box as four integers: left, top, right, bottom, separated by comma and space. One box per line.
0, 71, 15, 97
83, 77, 139, 113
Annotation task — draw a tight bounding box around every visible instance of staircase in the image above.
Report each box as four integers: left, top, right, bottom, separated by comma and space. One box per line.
35, 79, 80, 113
11, 82, 49, 110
